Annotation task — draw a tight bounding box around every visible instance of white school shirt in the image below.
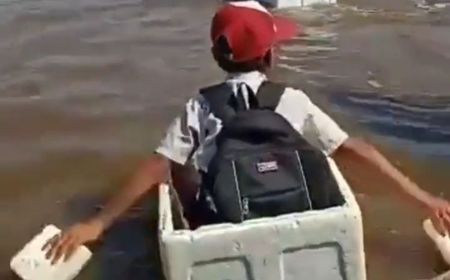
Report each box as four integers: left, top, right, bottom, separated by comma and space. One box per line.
156, 71, 348, 172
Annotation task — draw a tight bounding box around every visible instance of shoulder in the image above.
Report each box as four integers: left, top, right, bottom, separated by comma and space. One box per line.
278, 86, 312, 106
263, 81, 309, 100
182, 94, 209, 114
282, 86, 309, 98
182, 81, 232, 116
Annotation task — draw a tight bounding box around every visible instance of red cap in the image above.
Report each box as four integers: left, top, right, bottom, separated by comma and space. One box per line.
211, 1, 299, 62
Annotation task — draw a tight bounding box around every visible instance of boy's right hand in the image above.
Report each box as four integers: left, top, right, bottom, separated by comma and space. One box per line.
42, 219, 104, 264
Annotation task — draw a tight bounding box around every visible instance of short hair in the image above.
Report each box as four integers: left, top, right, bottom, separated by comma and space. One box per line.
212, 36, 272, 73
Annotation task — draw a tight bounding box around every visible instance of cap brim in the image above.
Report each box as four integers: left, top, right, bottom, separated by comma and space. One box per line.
273, 16, 301, 42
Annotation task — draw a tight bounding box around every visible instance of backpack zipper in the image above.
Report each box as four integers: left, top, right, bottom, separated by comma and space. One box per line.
231, 160, 244, 222
294, 151, 313, 210
242, 197, 249, 218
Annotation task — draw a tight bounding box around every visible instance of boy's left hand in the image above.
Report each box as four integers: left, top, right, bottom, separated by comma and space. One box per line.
428, 196, 450, 232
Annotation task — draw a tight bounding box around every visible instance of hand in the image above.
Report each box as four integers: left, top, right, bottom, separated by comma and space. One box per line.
42, 219, 104, 264
427, 196, 450, 233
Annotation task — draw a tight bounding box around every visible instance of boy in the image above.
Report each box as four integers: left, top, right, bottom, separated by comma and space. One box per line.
45, 1, 450, 263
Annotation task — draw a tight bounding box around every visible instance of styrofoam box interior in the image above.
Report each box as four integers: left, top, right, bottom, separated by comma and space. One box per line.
257, 0, 337, 8
158, 158, 366, 280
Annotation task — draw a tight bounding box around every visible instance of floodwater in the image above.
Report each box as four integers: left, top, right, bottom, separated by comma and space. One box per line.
0, 0, 449, 279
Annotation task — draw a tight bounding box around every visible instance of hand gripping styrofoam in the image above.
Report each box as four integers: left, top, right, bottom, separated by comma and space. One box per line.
10, 225, 92, 280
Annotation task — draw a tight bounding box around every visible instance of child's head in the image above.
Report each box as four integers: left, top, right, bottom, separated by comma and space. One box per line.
210, 1, 298, 74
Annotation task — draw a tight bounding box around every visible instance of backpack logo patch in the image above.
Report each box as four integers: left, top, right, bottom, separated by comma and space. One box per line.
256, 161, 278, 173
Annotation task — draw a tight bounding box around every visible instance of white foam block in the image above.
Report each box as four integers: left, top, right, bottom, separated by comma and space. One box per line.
10, 225, 92, 280
423, 219, 450, 265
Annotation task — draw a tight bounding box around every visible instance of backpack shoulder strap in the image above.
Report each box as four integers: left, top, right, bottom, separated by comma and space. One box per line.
256, 81, 286, 111
200, 81, 286, 120
199, 83, 235, 123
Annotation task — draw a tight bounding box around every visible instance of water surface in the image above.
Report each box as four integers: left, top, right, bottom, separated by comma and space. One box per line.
1, 0, 449, 279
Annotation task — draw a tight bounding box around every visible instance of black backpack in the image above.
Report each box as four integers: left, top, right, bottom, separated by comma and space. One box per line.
197, 81, 344, 223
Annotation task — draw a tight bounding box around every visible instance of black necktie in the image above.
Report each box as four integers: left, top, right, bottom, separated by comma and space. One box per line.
234, 83, 258, 111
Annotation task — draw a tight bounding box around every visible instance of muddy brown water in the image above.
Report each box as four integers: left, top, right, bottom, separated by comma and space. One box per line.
0, 0, 449, 279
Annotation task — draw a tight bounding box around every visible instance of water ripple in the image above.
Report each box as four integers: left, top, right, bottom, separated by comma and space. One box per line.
332, 90, 450, 144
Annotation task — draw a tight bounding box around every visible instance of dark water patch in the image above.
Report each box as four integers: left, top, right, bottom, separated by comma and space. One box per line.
10, 7, 83, 23
331, 90, 450, 146
81, 0, 143, 14
426, 0, 450, 4
63, 193, 162, 280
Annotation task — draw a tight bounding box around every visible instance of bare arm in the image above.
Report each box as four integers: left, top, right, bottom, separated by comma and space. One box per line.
94, 153, 169, 229
332, 138, 450, 224
44, 153, 170, 263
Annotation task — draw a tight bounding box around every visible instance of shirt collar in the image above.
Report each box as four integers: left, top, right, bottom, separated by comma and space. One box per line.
225, 71, 267, 94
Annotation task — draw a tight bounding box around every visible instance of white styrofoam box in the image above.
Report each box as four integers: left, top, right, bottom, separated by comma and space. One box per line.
258, 0, 336, 8
158, 158, 366, 280
10, 225, 92, 280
